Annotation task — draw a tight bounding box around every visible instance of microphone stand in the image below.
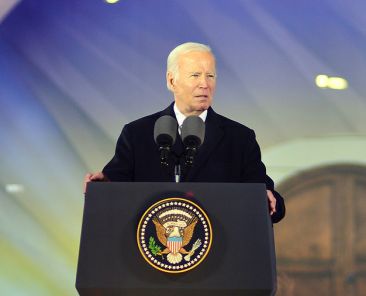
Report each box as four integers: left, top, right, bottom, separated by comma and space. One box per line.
175, 146, 197, 183
174, 163, 181, 183
161, 145, 198, 183
159, 147, 181, 183
171, 152, 181, 183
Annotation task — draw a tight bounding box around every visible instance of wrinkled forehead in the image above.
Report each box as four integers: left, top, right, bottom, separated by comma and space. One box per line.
178, 51, 216, 72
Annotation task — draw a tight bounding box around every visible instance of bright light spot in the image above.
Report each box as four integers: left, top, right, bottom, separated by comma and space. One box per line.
315, 74, 348, 90
328, 77, 348, 90
315, 75, 329, 88
105, 0, 120, 4
5, 184, 24, 194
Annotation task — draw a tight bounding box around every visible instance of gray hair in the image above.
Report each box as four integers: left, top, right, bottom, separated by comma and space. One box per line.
166, 42, 214, 91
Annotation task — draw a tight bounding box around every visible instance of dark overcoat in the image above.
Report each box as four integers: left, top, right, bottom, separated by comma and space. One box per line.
103, 103, 285, 222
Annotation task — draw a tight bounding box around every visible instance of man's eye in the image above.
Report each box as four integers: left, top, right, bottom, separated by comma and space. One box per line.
207, 74, 216, 79
191, 73, 200, 77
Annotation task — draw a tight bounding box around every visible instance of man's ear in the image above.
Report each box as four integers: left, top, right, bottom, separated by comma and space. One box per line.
167, 72, 175, 90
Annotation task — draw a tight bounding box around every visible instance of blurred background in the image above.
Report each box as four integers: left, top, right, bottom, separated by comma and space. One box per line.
0, 0, 365, 295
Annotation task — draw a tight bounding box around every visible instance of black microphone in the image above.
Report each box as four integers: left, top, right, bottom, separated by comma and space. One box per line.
154, 115, 178, 166
181, 116, 205, 166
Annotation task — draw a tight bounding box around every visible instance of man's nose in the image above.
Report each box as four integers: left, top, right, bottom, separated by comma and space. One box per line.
198, 76, 209, 88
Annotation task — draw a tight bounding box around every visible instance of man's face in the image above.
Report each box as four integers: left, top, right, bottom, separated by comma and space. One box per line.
168, 51, 216, 116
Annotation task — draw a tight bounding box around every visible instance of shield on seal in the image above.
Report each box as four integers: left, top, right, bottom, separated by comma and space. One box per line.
167, 236, 183, 254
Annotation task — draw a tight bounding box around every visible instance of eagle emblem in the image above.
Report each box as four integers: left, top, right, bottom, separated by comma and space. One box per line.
137, 197, 212, 273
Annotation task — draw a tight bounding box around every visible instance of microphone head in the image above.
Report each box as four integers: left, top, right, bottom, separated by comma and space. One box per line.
181, 116, 205, 148
154, 115, 178, 147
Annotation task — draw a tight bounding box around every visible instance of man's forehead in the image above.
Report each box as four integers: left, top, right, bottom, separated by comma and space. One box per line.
178, 51, 216, 69
179, 51, 214, 60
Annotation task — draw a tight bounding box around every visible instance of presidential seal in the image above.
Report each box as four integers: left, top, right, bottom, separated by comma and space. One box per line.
137, 197, 212, 273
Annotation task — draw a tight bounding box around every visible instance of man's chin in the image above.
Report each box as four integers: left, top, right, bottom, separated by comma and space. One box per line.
182, 100, 212, 115
195, 99, 211, 109
197, 103, 211, 111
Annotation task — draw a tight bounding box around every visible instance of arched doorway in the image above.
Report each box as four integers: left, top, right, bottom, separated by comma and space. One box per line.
274, 165, 366, 296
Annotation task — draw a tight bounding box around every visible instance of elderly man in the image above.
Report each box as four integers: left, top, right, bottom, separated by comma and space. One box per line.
85, 42, 285, 223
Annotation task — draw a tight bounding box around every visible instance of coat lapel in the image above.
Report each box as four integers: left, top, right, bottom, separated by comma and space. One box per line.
184, 108, 224, 181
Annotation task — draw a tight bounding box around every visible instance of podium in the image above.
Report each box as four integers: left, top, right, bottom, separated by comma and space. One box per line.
76, 182, 277, 296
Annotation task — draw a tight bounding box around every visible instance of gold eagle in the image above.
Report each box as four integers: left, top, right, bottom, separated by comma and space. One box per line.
152, 218, 198, 255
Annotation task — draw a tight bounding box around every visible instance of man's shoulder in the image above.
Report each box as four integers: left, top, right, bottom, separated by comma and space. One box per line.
212, 110, 254, 134
124, 103, 173, 130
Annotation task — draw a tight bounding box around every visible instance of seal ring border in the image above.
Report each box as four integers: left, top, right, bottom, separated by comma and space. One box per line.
137, 197, 213, 274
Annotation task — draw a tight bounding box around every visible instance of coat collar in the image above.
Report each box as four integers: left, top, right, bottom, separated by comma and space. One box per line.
160, 102, 225, 181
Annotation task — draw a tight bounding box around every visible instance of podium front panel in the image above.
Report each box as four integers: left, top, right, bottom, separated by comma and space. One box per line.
76, 182, 276, 296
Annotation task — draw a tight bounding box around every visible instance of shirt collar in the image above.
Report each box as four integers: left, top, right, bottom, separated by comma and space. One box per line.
173, 103, 208, 127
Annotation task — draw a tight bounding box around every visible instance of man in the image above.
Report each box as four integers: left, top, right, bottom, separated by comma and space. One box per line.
85, 42, 285, 223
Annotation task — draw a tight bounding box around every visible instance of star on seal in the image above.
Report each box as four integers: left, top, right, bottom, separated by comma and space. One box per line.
137, 197, 212, 273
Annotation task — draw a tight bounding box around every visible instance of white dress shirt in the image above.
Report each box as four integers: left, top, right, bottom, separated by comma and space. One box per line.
173, 103, 208, 134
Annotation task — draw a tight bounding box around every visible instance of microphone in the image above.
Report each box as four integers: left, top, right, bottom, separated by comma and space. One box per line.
181, 116, 205, 166
154, 115, 178, 166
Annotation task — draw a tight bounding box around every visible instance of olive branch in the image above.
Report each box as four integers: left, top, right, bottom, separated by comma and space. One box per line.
148, 236, 162, 256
